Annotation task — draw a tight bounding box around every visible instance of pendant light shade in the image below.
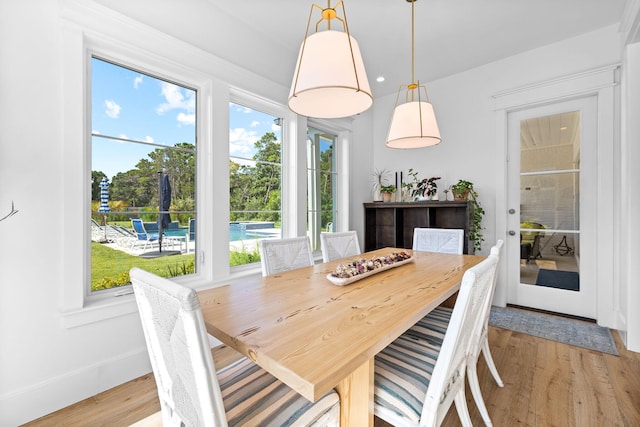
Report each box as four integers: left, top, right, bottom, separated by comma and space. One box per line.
386, 0, 441, 149
289, 1, 373, 119
386, 90, 441, 149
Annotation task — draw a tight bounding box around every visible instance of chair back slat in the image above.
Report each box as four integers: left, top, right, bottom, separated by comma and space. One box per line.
413, 228, 464, 254
130, 268, 227, 427
320, 231, 361, 262
258, 236, 314, 276
420, 254, 499, 426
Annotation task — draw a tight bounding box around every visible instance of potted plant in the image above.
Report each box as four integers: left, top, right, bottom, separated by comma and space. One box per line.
451, 179, 473, 200
450, 179, 485, 252
371, 168, 392, 201
414, 177, 441, 200
379, 185, 397, 202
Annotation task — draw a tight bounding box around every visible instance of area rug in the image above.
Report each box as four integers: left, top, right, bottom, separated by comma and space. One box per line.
535, 268, 580, 291
489, 306, 618, 355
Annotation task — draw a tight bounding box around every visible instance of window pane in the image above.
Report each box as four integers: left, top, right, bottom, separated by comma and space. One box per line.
307, 127, 337, 250
519, 110, 580, 289
229, 102, 282, 267
91, 57, 196, 292
521, 172, 579, 231
520, 111, 580, 173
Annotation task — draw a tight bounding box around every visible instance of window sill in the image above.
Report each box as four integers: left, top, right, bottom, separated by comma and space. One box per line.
61, 265, 266, 329
61, 294, 139, 328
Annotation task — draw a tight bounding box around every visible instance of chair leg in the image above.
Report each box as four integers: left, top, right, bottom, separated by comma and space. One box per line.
453, 387, 473, 427
467, 360, 493, 426
481, 337, 504, 387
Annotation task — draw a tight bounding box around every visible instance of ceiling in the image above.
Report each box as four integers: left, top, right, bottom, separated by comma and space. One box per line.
95, 0, 627, 99
212, 0, 626, 98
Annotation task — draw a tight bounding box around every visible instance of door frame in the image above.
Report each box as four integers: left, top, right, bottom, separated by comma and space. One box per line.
492, 65, 618, 326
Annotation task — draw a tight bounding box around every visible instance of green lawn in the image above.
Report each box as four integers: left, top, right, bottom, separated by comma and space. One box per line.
91, 241, 262, 291
91, 242, 195, 291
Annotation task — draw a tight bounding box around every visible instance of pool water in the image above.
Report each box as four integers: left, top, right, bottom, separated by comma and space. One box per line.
229, 222, 276, 241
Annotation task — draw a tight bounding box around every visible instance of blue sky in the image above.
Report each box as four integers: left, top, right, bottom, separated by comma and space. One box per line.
92, 58, 281, 179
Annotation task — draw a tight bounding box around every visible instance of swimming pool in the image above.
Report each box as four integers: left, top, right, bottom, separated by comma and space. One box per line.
229, 222, 277, 241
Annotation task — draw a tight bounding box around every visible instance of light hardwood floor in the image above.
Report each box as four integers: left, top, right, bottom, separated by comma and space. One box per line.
24, 326, 640, 427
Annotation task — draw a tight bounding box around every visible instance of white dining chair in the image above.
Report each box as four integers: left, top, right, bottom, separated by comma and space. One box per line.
412, 227, 464, 254
374, 253, 499, 427
466, 240, 505, 425
130, 267, 340, 427
403, 240, 505, 426
258, 236, 314, 276
320, 231, 361, 262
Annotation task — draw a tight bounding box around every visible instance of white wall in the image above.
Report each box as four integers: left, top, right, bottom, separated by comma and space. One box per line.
370, 24, 622, 256
0, 1, 635, 425
370, 25, 622, 313
0, 1, 295, 425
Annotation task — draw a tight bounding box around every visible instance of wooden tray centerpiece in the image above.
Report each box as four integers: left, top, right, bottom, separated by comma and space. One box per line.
326, 251, 413, 286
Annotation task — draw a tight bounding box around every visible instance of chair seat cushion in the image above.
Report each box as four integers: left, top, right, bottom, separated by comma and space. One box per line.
374, 332, 443, 424
404, 306, 453, 347
218, 357, 340, 426
374, 306, 453, 425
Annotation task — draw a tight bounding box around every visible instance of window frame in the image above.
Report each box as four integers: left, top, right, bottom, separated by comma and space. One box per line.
61, 27, 215, 327
307, 119, 351, 238
89, 56, 199, 293
59, 5, 353, 327
228, 88, 298, 269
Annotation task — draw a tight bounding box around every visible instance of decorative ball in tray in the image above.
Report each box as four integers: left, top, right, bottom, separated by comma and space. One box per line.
326, 251, 413, 286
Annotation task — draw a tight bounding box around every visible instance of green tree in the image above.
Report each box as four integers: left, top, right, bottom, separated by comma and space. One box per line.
229, 132, 281, 223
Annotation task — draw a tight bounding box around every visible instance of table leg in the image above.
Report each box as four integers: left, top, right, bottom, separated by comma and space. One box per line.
335, 359, 374, 427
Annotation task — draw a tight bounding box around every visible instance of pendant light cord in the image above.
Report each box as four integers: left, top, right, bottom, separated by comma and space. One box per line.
411, 0, 415, 87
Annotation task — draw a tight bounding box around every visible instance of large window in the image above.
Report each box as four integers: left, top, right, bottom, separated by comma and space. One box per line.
90, 57, 197, 292
307, 127, 338, 251
229, 102, 283, 267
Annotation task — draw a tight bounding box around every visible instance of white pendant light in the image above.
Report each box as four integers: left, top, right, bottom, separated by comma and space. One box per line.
289, 1, 373, 119
386, 0, 441, 149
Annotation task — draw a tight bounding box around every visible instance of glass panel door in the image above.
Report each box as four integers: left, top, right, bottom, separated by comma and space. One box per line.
507, 97, 596, 319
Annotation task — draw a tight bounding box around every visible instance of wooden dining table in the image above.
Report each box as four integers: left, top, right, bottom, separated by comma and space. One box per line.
198, 247, 484, 426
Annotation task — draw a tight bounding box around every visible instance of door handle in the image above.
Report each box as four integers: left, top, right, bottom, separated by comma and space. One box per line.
508, 230, 517, 236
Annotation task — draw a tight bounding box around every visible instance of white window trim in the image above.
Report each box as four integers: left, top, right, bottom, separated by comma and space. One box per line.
60, 8, 215, 327
307, 118, 352, 233
59, 0, 354, 328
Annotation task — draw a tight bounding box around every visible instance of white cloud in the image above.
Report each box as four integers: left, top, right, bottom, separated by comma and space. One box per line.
105, 99, 121, 119
177, 112, 195, 126
92, 130, 101, 135
156, 82, 195, 114
119, 133, 128, 140
229, 127, 258, 157
145, 136, 154, 143
133, 75, 143, 89
156, 82, 196, 126
271, 123, 280, 132
250, 120, 260, 128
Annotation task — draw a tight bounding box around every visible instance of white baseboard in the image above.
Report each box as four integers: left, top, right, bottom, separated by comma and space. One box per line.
0, 347, 151, 426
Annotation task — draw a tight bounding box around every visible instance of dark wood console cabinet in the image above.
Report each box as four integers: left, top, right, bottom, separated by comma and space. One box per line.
364, 201, 474, 254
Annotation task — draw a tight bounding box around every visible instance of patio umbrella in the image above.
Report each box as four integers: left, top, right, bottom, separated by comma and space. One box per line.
98, 178, 110, 241
158, 173, 171, 252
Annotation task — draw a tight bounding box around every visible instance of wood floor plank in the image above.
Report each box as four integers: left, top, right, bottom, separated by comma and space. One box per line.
23, 328, 640, 427
570, 347, 624, 426
603, 332, 640, 427
527, 339, 573, 426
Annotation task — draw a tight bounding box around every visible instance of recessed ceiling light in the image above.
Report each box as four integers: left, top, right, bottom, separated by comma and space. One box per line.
376, 76, 385, 82
560, 126, 567, 131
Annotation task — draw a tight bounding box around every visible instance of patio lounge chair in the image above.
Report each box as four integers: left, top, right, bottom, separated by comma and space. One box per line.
131, 218, 159, 251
